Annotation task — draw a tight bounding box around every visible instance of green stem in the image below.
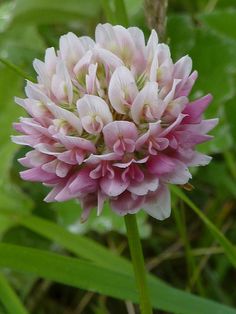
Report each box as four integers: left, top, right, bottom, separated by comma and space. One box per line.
124, 214, 153, 314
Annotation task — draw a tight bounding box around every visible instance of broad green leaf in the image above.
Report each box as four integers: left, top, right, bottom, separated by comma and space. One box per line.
225, 95, 236, 145
16, 213, 131, 273
0, 1, 14, 32
125, 0, 142, 16
200, 9, 236, 41
114, 0, 129, 27
171, 186, 236, 267
167, 14, 236, 154
0, 244, 236, 314
167, 14, 195, 60
0, 272, 28, 314
189, 27, 236, 106
216, 0, 236, 9
8, 0, 101, 27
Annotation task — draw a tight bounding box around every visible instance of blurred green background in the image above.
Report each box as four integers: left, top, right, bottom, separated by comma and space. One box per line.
1, 0, 236, 313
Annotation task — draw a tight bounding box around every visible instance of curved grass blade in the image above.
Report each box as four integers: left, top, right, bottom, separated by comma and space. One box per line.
0, 272, 29, 314
0, 244, 236, 314
114, 0, 129, 27
171, 186, 236, 267
0, 57, 34, 81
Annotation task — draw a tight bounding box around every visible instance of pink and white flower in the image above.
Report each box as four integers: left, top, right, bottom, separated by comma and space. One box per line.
12, 24, 218, 221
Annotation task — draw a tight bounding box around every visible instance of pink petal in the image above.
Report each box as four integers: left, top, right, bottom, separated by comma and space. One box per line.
162, 160, 192, 184
174, 130, 212, 148
183, 94, 213, 123
175, 70, 198, 97
187, 152, 212, 167
100, 170, 129, 197
69, 168, 98, 194
54, 133, 96, 152
110, 191, 145, 215
20, 167, 58, 182
128, 175, 159, 196
103, 121, 138, 155
147, 155, 176, 175
85, 152, 120, 164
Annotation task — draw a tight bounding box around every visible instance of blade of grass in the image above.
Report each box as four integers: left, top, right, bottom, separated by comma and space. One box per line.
0, 244, 236, 314
1, 211, 236, 313
0, 272, 29, 314
114, 0, 129, 26
17, 213, 131, 274
100, 0, 115, 24
171, 186, 236, 267
0, 57, 34, 81
173, 205, 204, 295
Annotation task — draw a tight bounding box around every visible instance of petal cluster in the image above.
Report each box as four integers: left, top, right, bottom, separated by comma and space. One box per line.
12, 24, 218, 221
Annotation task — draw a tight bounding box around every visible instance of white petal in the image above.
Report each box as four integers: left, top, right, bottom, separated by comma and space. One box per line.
131, 82, 164, 123
77, 95, 112, 134
51, 61, 73, 104
46, 102, 82, 134
162, 160, 192, 184
146, 29, 159, 61
174, 55, 192, 79
144, 184, 171, 220
108, 66, 138, 114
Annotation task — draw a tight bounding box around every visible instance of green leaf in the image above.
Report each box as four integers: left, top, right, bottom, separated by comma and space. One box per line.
0, 1, 14, 32
0, 26, 45, 65
171, 186, 236, 267
167, 13, 236, 154
200, 9, 236, 41
189, 27, 236, 106
17, 213, 131, 274
8, 0, 101, 27
0, 244, 236, 314
225, 95, 236, 145
114, 0, 129, 27
167, 14, 195, 60
0, 272, 28, 314
100, 0, 115, 24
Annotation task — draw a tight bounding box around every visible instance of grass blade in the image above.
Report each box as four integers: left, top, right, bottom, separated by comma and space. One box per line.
0, 272, 29, 314
100, 0, 115, 24
171, 186, 236, 267
0, 244, 236, 314
0, 58, 34, 81
114, 0, 129, 26
18, 214, 131, 274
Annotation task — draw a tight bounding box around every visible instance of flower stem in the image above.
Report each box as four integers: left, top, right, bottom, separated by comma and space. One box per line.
124, 214, 153, 314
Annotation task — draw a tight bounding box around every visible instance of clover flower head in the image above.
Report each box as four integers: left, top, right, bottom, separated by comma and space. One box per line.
12, 23, 218, 221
